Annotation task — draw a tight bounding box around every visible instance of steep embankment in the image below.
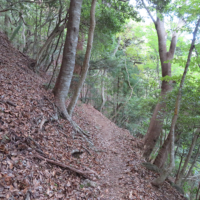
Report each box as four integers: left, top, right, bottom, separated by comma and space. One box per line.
0, 32, 185, 200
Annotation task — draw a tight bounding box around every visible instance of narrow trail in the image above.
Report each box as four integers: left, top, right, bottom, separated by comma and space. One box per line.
93, 115, 129, 199
79, 104, 185, 200
79, 104, 138, 199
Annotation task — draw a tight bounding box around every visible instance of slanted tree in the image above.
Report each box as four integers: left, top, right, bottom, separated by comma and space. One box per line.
141, 0, 184, 159
151, 17, 200, 186
53, 0, 83, 119
67, 0, 97, 116
175, 129, 200, 186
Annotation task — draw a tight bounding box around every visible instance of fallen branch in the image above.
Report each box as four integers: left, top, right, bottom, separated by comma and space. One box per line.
34, 153, 94, 177
82, 146, 92, 156
27, 136, 43, 152
39, 116, 47, 131
0, 99, 17, 107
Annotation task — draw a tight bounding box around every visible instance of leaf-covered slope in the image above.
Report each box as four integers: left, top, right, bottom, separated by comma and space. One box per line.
0, 32, 186, 199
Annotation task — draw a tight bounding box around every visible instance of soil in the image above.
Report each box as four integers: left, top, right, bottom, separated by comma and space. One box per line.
0, 32, 185, 200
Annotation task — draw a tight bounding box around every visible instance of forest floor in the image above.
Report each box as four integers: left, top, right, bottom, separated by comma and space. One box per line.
0, 32, 186, 200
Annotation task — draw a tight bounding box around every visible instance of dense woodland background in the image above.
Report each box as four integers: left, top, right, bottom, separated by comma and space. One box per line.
0, 0, 200, 199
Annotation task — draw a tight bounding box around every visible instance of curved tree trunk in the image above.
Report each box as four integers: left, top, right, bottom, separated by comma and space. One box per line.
67, 0, 97, 116
153, 127, 181, 168
53, 0, 83, 118
152, 18, 200, 186
36, 23, 65, 68
143, 18, 176, 159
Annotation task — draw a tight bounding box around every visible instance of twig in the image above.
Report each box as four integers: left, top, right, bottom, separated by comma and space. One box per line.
0, 99, 17, 107
6, 100, 17, 107
28, 136, 43, 152
82, 146, 92, 156
39, 116, 47, 131
84, 166, 100, 178
34, 153, 94, 177
59, 129, 69, 138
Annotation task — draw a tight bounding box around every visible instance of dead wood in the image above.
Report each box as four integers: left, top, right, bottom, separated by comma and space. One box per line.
0, 99, 16, 107
34, 153, 95, 178
39, 116, 47, 131
27, 136, 43, 152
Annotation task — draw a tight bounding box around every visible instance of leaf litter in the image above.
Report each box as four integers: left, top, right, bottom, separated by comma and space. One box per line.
0, 32, 186, 200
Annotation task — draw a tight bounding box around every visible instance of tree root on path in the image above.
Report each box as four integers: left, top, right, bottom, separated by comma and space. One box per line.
33, 153, 96, 178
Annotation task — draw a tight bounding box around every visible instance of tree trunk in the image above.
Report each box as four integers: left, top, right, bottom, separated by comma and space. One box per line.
143, 17, 177, 159
53, 0, 83, 118
175, 149, 185, 181
183, 144, 200, 184
151, 18, 200, 186
175, 130, 200, 186
153, 127, 181, 168
67, 0, 97, 116
4, 12, 9, 36
36, 23, 65, 68
100, 69, 107, 112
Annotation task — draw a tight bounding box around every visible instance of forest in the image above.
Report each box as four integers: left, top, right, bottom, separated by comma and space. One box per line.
0, 0, 200, 199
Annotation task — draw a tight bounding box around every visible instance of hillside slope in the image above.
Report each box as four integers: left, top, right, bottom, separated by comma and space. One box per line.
0, 33, 185, 200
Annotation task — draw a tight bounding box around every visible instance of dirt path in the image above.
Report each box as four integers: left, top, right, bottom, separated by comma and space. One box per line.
80, 104, 141, 199
79, 104, 185, 200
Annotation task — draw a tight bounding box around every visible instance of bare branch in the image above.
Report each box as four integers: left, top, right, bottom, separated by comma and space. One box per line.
141, 0, 156, 25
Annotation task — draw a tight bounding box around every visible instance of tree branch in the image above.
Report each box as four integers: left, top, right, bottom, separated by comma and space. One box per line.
141, 0, 156, 25
34, 153, 95, 178
168, 34, 177, 59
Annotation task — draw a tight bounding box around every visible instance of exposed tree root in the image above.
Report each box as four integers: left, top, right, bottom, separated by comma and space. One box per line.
44, 95, 93, 145
34, 153, 96, 178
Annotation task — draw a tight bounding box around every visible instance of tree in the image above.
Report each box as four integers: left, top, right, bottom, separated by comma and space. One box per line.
175, 129, 200, 186
53, 0, 83, 119
152, 17, 200, 186
67, 0, 97, 116
141, 0, 184, 160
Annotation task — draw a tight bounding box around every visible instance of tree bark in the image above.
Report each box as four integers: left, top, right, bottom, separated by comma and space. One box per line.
100, 69, 107, 113
67, 0, 97, 116
175, 149, 185, 182
151, 18, 200, 186
53, 0, 83, 118
175, 130, 200, 186
36, 23, 65, 68
153, 127, 181, 168
183, 144, 200, 183
143, 17, 177, 159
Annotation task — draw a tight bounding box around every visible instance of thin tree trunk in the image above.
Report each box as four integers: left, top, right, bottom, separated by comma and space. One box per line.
53, 0, 83, 118
47, 40, 64, 90
36, 23, 66, 68
4, 12, 9, 35
183, 144, 200, 183
67, 0, 96, 116
33, 4, 38, 59
100, 69, 107, 112
175, 149, 185, 182
45, 31, 63, 72
113, 36, 121, 57
153, 127, 181, 168
196, 183, 200, 200
151, 18, 200, 186
175, 130, 200, 186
